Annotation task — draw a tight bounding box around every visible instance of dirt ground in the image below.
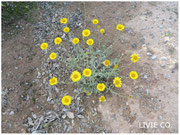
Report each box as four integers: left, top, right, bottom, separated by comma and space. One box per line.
1, 2, 178, 133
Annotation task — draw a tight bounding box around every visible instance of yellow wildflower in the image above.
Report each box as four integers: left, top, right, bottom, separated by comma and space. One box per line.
49, 52, 57, 60
86, 92, 91, 95
99, 96, 106, 102
63, 27, 70, 33
83, 68, 92, 77
82, 29, 91, 37
72, 38, 79, 44
103, 59, 110, 67
92, 19, 99, 24
100, 29, 105, 34
70, 71, 81, 82
97, 25, 100, 28
131, 52, 140, 63
113, 64, 119, 70
116, 24, 125, 31
54, 37, 62, 45
113, 77, 122, 88
40, 43, 48, 50
86, 52, 88, 54
129, 71, 138, 80
61, 95, 71, 106
97, 83, 106, 92
49, 77, 58, 86
60, 18, 68, 24
86, 38, 94, 46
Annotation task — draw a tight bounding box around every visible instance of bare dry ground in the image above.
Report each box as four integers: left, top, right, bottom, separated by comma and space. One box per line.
1, 2, 178, 133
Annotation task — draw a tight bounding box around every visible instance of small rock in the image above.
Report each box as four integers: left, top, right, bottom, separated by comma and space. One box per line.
62, 114, 66, 119
146, 89, 149, 95
159, 115, 163, 120
28, 117, 34, 126
131, 43, 137, 48
18, 56, 22, 60
77, 115, 84, 119
151, 55, 157, 60
144, 75, 148, 79
147, 52, 152, 56
67, 112, 74, 119
52, 18, 55, 23
9, 111, 14, 116
67, 126, 73, 132
160, 64, 166, 68
161, 56, 168, 61
32, 112, 37, 119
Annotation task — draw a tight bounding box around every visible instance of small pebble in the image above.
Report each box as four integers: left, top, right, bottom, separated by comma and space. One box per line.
9, 111, 14, 116
160, 64, 166, 68
161, 56, 168, 61
131, 43, 137, 48
67, 112, 74, 119
62, 114, 66, 119
146, 89, 149, 95
144, 75, 148, 79
77, 115, 84, 119
147, 52, 152, 56
67, 126, 73, 132
151, 55, 157, 60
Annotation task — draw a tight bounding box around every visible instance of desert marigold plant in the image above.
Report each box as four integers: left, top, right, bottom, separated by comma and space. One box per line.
40, 17, 141, 106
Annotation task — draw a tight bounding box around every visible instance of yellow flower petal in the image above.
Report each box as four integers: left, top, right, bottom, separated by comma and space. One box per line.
129, 71, 138, 80
100, 29, 105, 34
40, 43, 48, 50
116, 24, 125, 31
54, 37, 62, 45
131, 52, 140, 63
83, 68, 92, 77
49, 77, 58, 86
72, 38, 79, 44
86, 38, 94, 46
60, 18, 68, 24
63, 27, 70, 33
61, 95, 71, 106
103, 59, 110, 67
113, 77, 122, 88
97, 83, 106, 91
49, 52, 57, 60
70, 71, 81, 82
99, 96, 106, 102
82, 29, 91, 37
92, 19, 99, 24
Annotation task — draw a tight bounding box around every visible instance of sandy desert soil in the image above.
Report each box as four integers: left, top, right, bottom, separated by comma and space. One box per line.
1, 2, 178, 133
